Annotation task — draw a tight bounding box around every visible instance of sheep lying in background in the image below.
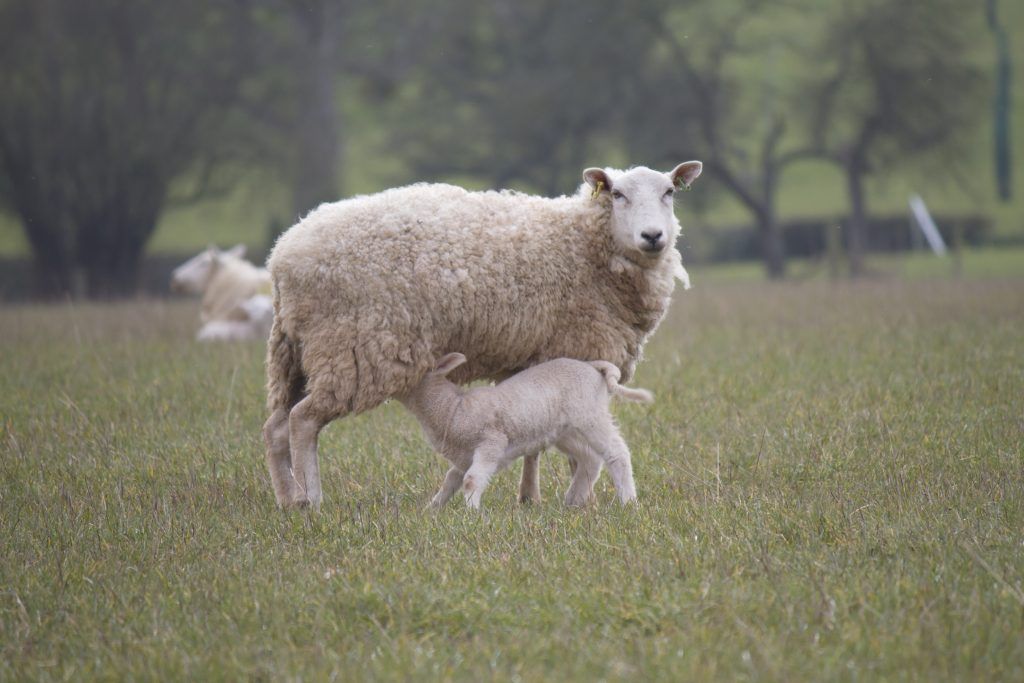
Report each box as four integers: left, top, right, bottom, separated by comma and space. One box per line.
170, 245, 273, 342
195, 294, 274, 342
401, 353, 652, 509
265, 162, 701, 510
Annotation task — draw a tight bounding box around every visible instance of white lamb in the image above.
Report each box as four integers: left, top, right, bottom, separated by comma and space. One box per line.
170, 244, 273, 342
265, 162, 701, 509
400, 353, 653, 509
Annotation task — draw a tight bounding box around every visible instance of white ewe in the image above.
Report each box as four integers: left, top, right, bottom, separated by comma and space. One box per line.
171, 244, 273, 342
265, 162, 701, 509
401, 353, 652, 510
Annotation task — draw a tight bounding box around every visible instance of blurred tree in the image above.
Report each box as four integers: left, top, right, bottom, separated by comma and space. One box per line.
803, 0, 986, 276
631, 0, 819, 279
248, 0, 428, 223
986, 0, 1013, 202
392, 0, 670, 196
0, 0, 262, 297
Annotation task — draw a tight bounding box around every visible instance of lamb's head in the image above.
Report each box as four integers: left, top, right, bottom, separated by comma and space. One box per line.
583, 162, 702, 262
170, 244, 246, 294
405, 352, 468, 405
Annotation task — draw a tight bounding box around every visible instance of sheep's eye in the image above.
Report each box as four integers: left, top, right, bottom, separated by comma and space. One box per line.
611, 190, 625, 200
664, 188, 675, 198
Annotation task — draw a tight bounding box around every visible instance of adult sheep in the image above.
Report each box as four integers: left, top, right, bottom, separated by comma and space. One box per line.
264, 162, 701, 509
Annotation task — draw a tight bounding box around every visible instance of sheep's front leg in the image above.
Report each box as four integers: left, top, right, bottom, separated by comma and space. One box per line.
463, 434, 509, 510
429, 466, 465, 509
518, 453, 541, 504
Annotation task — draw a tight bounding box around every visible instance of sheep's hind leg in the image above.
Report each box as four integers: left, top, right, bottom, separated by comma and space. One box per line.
288, 396, 332, 510
263, 408, 298, 507
429, 466, 465, 509
518, 453, 541, 504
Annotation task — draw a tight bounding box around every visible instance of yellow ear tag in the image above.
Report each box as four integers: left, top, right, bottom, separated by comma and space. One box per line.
591, 180, 604, 200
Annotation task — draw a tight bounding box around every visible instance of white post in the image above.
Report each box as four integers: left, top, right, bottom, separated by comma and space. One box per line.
908, 194, 947, 256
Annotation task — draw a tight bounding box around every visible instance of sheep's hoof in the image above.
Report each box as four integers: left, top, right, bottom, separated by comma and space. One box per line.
518, 492, 541, 505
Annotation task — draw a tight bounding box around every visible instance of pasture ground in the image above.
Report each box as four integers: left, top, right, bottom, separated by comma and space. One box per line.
1, 273, 1022, 680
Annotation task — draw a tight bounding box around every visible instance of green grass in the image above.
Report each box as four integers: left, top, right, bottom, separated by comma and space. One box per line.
2, 277, 1023, 680
691, 245, 1024, 284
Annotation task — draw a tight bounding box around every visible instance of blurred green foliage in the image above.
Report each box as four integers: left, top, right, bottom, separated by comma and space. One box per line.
0, 0, 1020, 294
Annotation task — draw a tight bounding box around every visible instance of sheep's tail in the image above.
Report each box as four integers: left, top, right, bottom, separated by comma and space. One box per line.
589, 361, 654, 404
265, 296, 305, 412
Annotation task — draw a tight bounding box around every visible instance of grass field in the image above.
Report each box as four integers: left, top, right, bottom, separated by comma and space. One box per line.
2, 276, 1023, 680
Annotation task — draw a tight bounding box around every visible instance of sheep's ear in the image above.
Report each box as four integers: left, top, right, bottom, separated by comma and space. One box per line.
583, 168, 612, 194
225, 243, 247, 259
433, 353, 467, 376
670, 161, 702, 189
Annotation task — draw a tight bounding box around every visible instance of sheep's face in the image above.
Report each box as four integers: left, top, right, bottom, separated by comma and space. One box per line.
583, 163, 702, 262
170, 244, 246, 294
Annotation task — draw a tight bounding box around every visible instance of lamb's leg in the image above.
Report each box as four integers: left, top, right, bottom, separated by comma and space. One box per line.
518, 453, 541, 504
263, 408, 297, 507
429, 466, 465, 509
557, 434, 602, 507
288, 396, 331, 510
584, 421, 637, 504
463, 434, 509, 510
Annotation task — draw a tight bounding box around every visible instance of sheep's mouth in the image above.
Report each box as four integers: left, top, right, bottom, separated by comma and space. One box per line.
638, 244, 666, 257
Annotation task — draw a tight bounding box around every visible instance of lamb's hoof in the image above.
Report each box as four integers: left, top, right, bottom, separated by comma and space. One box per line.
286, 495, 321, 511
518, 493, 541, 505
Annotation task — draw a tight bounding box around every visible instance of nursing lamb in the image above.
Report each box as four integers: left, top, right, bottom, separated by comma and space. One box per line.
401, 353, 652, 510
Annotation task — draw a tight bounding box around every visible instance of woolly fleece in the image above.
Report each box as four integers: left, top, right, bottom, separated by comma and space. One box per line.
266, 175, 691, 420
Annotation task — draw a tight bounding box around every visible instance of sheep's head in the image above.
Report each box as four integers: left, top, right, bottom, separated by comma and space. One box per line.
170, 244, 246, 294
583, 162, 702, 262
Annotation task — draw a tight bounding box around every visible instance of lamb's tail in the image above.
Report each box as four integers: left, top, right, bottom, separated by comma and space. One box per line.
265, 296, 305, 412
589, 361, 654, 404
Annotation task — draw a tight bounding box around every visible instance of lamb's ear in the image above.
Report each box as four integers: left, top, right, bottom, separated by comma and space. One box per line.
583, 168, 612, 195
433, 352, 467, 376
225, 243, 247, 259
670, 161, 702, 189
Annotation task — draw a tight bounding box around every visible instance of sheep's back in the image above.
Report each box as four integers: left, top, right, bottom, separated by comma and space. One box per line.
268, 185, 601, 390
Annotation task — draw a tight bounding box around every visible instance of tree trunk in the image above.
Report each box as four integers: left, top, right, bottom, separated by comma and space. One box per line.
759, 212, 786, 280
31, 252, 74, 300
845, 162, 868, 278
987, 0, 1013, 201
76, 185, 162, 298
290, 7, 342, 218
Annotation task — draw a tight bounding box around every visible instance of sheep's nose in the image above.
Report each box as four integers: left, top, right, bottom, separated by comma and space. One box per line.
641, 230, 663, 245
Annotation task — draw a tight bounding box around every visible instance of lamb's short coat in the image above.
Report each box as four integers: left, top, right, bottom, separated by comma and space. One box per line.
400, 353, 652, 509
